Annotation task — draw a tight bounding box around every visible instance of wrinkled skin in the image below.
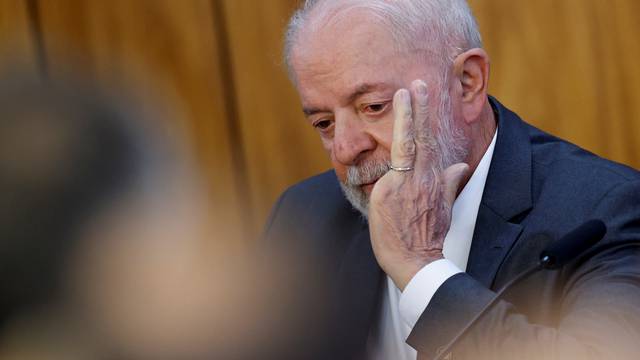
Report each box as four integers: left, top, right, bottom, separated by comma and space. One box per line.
369, 80, 468, 290
292, 9, 494, 293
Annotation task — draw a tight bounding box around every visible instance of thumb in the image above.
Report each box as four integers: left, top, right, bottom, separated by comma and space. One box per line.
441, 163, 470, 205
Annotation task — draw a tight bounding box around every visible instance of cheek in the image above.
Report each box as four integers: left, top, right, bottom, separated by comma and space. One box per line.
369, 114, 394, 152
320, 136, 333, 153
321, 138, 348, 182
333, 162, 348, 183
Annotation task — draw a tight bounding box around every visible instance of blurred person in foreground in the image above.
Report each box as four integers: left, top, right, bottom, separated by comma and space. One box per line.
0, 72, 288, 359
264, 0, 640, 359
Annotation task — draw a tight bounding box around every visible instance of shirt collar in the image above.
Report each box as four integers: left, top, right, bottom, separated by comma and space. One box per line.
443, 127, 498, 270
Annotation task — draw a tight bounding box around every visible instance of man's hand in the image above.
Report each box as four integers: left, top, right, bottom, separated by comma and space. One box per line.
369, 80, 468, 291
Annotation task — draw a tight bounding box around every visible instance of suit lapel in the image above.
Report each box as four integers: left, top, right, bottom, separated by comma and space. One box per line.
467, 98, 533, 289
467, 204, 523, 288
327, 98, 535, 351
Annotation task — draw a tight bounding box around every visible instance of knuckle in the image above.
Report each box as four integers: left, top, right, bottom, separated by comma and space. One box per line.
415, 98, 429, 114
371, 183, 394, 202
398, 139, 416, 156
378, 185, 394, 199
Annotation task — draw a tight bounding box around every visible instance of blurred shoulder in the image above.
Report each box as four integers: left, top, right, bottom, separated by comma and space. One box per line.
265, 170, 361, 235
271, 170, 347, 215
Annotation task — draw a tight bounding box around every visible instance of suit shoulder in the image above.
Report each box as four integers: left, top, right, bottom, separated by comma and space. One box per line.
274, 170, 348, 212
284, 170, 342, 198
267, 170, 358, 229
526, 123, 640, 186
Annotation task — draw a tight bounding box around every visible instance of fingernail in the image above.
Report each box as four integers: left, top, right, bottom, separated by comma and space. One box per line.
416, 81, 427, 95
396, 89, 409, 101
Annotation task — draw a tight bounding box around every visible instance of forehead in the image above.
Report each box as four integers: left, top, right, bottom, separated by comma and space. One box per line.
292, 11, 411, 97
291, 10, 432, 106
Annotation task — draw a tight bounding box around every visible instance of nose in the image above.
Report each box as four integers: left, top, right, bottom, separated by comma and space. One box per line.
332, 111, 376, 165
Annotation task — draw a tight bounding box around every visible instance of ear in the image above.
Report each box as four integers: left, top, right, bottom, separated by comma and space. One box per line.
452, 48, 490, 125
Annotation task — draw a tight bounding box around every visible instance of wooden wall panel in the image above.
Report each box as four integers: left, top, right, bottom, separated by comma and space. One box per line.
0, 0, 38, 70
224, 0, 640, 230
469, 0, 640, 168
221, 0, 331, 231
2, 0, 638, 239
32, 0, 247, 240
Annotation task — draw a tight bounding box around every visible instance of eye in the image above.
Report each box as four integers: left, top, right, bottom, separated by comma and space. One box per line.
313, 119, 334, 131
360, 101, 390, 115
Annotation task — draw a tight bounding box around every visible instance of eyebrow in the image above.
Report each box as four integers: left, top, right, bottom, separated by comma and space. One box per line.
303, 107, 325, 117
302, 82, 389, 116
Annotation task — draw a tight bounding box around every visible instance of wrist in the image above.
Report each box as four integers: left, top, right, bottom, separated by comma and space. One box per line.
392, 252, 444, 291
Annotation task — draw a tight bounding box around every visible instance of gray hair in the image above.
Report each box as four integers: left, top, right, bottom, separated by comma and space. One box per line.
284, 0, 483, 74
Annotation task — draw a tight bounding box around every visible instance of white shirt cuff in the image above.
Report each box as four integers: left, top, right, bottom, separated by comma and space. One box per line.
399, 259, 463, 329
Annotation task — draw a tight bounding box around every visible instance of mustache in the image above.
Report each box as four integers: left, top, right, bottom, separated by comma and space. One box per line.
344, 159, 391, 187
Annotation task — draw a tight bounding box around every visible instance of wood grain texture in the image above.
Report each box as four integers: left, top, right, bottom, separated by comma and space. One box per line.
2, 1, 638, 239
226, 0, 640, 229
33, 0, 248, 240
0, 0, 38, 71
469, 0, 640, 168
221, 0, 331, 231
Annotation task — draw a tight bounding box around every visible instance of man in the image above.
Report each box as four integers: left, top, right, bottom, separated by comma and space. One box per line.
265, 0, 640, 359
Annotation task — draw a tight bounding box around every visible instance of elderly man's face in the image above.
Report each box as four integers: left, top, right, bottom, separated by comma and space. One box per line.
292, 13, 461, 214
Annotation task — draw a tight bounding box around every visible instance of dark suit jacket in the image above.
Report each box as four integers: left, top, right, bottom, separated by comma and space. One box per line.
264, 97, 640, 359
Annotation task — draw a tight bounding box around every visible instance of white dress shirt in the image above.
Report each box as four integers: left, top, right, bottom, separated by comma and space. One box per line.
368, 130, 498, 360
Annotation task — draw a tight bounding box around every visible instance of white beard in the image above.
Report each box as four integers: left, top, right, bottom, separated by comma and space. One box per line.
338, 90, 469, 218
339, 159, 390, 218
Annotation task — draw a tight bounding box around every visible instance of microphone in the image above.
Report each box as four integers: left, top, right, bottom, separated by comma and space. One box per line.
433, 220, 607, 360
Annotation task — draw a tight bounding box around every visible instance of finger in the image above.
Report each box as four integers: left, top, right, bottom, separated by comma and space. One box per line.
391, 88, 416, 170
441, 163, 470, 206
410, 79, 438, 170
411, 79, 430, 134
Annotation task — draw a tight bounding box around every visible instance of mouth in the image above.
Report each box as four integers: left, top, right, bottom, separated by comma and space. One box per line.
360, 178, 380, 194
